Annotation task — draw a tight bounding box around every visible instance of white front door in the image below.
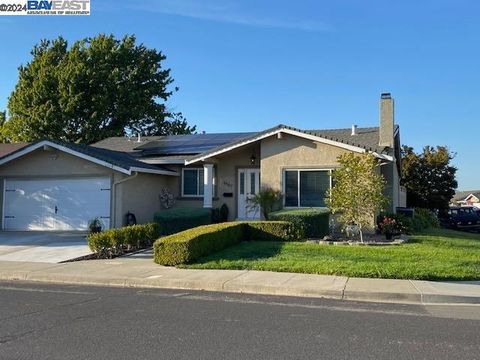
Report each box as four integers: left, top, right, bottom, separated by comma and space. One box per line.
3, 178, 111, 231
237, 169, 260, 220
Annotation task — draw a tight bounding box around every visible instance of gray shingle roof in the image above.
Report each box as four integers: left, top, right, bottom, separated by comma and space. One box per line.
453, 190, 480, 202
90, 123, 397, 164
56, 141, 176, 173
182, 124, 395, 164
0, 140, 177, 175
308, 126, 395, 153
92, 136, 165, 153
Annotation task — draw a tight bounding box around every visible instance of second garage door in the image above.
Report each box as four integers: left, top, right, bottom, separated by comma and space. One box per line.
3, 177, 111, 231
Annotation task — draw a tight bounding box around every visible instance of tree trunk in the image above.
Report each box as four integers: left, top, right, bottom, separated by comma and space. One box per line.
359, 228, 364, 243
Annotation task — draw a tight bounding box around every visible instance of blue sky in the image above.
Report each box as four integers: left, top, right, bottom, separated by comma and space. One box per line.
0, 0, 478, 189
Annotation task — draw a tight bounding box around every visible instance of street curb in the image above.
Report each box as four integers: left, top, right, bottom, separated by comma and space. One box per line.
342, 290, 422, 304
0, 269, 479, 305
420, 293, 480, 305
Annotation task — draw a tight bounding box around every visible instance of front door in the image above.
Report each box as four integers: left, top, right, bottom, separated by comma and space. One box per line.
237, 169, 260, 220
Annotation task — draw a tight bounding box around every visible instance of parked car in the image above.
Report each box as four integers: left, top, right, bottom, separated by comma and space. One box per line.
439, 206, 480, 230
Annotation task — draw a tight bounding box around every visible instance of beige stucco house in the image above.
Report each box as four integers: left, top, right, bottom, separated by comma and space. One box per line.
0, 93, 403, 231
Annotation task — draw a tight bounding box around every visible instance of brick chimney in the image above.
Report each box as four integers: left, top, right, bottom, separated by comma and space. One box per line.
379, 93, 394, 148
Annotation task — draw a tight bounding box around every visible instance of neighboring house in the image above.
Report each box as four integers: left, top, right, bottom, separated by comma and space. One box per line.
451, 191, 480, 208
0, 93, 402, 231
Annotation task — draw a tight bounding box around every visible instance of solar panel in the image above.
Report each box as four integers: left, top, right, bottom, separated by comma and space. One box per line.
135, 132, 255, 155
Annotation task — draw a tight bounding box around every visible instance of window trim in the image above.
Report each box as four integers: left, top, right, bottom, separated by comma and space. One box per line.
181, 168, 205, 198
283, 168, 333, 208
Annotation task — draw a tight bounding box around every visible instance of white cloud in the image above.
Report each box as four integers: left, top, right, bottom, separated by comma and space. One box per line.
125, 0, 331, 32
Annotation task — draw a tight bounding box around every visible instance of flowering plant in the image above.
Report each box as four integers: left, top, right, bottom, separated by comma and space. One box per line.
378, 216, 404, 235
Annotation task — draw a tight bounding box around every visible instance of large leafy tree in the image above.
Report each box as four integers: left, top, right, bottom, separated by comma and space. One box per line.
0, 111, 7, 142
401, 145, 457, 212
327, 153, 387, 242
1, 34, 195, 144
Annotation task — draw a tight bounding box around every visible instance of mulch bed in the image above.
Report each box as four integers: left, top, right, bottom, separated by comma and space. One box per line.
306, 233, 409, 246
60, 246, 152, 263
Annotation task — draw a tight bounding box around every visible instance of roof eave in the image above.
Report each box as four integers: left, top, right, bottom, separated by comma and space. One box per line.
185, 126, 392, 165
0, 140, 132, 175
0, 140, 179, 176
130, 166, 179, 176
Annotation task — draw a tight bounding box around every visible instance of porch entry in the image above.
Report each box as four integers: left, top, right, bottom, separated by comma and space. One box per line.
237, 168, 260, 220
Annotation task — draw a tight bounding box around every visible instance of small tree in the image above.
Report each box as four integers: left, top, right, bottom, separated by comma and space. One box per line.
247, 188, 282, 220
327, 153, 387, 242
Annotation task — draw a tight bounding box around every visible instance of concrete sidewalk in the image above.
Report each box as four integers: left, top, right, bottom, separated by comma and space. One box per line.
0, 255, 479, 305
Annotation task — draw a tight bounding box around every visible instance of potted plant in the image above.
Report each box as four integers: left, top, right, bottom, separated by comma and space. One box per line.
88, 218, 103, 234
378, 216, 398, 240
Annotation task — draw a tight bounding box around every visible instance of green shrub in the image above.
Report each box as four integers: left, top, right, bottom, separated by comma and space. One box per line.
153, 207, 212, 235
88, 223, 160, 256
245, 221, 301, 241
378, 208, 439, 234
154, 223, 244, 265
269, 208, 330, 238
247, 188, 282, 219
414, 208, 440, 229
154, 221, 299, 265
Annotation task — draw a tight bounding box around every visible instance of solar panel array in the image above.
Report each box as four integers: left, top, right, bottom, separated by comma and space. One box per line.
135, 132, 255, 155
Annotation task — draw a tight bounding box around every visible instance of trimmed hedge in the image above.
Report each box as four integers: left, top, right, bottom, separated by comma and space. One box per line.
154, 223, 243, 266
88, 223, 160, 257
154, 221, 299, 266
245, 221, 301, 241
269, 208, 330, 238
153, 207, 212, 235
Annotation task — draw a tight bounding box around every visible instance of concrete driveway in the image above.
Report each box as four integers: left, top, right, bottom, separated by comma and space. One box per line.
0, 232, 92, 263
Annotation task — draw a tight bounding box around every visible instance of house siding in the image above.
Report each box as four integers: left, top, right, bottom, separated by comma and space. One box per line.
164, 145, 260, 220
114, 172, 168, 226
214, 145, 260, 219
260, 134, 349, 192
381, 161, 400, 213
0, 149, 168, 229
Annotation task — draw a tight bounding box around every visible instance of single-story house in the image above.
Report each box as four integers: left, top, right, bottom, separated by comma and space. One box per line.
0, 93, 403, 231
451, 191, 480, 208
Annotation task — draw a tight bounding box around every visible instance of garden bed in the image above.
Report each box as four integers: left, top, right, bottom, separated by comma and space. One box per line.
308, 233, 409, 246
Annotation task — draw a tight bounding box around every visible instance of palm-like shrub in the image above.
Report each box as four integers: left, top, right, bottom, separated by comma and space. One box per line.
247, 188, 282, 219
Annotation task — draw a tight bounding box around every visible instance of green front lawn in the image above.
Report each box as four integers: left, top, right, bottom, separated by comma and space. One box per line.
182, 228, 480, 280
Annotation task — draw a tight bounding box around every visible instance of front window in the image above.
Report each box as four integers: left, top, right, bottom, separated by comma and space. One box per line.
182, 168, 204, 196
284, 170, 331, 207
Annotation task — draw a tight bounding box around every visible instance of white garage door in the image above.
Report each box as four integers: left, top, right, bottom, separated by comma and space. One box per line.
3, 178, 111, 231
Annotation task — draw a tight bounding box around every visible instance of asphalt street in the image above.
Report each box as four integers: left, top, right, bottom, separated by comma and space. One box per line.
0, 281, 479, 360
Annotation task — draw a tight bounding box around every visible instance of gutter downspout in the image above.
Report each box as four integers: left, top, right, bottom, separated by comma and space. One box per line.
112, 172, 138, 228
